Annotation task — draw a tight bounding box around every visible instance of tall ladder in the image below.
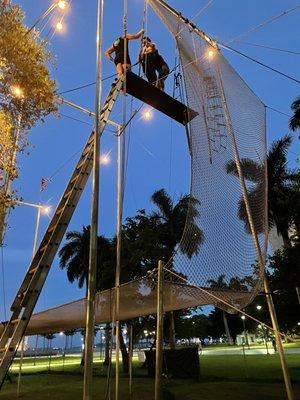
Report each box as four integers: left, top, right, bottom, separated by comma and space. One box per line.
0, 76, 124, 387
203, 75, 227, 159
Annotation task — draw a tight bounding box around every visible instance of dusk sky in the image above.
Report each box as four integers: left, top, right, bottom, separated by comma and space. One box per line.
1, 0, 299, 345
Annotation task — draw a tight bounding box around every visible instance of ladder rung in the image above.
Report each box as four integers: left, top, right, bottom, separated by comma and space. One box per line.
28, 266, 39, 275
47, 225, 56, 234
11, 318, 20, 324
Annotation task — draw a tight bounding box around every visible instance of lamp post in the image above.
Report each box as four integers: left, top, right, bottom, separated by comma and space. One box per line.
241, 315, 249, 349
15, 201, 51, 257
256, 305, 269, 355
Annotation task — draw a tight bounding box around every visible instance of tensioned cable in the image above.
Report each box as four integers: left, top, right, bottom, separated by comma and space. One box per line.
236, 41, 300, 56
219, 43, 300, 85
225, 4, 300, 45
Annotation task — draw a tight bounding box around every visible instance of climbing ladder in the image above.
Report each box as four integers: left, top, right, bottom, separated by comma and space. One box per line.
0, 76, 124, 387
203, 75, 227, 159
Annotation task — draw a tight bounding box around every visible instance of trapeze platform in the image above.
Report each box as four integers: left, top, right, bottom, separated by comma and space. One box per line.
125, 71, 198, 125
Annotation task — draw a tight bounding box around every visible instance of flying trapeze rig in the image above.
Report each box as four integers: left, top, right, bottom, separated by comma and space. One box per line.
0, 1, 295, 400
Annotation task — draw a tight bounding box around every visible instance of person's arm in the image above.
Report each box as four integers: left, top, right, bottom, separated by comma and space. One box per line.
105, 46, 115, 62
125, 28, 144, 40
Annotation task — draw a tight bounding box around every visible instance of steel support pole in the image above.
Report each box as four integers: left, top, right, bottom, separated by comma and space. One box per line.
16, 336, 25, 398
155, 260, 164, 400
129, 324, 133, 399
83, 0, 104, 398
32, 206, 41, 257
115, 124, 124, 400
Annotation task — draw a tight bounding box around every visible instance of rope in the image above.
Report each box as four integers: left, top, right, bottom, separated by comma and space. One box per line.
219, 43, 300, 85
226, 4, 300, 44
138, 0, 148, 77
236, 41, 300, 56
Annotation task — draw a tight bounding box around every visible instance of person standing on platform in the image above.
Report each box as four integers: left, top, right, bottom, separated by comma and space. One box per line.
139, 37, 170, 91
105, 29, 144, 76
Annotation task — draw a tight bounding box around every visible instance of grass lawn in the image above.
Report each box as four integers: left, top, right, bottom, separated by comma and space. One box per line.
1, 353, 300, 399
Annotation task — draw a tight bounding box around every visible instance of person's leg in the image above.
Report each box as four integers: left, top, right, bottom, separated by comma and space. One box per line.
116, 63, 124, 76
146, 66, 157, 85
157, 63, 170, 91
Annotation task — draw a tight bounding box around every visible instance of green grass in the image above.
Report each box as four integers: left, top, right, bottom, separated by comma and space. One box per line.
1, 354, 300, 399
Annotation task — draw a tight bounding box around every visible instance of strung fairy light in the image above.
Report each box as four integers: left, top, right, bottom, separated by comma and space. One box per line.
142, 109, 153, 121
11, 85, 24, 99
56, 21, 63, 31
207, 49, 215, 60
57, 1, 68, 11
100, 153, 111, 165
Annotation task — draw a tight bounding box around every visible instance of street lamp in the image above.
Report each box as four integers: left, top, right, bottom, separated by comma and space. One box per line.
15, 201, 51, 257
256, 305, 262, 311
241, 315, 249, 349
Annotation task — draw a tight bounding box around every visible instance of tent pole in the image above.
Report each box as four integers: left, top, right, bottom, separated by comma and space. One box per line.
155, 260, 164, 400
83, 0, 104, 398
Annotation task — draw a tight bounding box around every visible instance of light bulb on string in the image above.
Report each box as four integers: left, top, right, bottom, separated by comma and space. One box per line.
56, 21, 63, 31
11, 85, 24, 99
142, 109, 153, 121
57, 0, 68, 11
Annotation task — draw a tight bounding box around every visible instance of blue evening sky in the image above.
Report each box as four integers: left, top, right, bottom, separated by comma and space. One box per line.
1, 0, 299, 344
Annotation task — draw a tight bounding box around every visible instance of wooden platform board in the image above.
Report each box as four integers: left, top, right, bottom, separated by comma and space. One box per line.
125, 71, 198, 125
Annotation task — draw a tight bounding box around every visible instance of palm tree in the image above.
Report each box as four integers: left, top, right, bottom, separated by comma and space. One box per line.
289, 96, 300, 132
226, 135, 299, 247
59, 226, 113, 294
207, 275, 233, 345
59, 226, 113, 365
150, 189, 204, 348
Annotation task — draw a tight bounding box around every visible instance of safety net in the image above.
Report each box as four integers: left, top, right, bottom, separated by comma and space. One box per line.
0, 278, 249, 336
148, 0, 267, 311
0, 2, 268, 337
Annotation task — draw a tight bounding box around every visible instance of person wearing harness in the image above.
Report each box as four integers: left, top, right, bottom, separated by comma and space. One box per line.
139, 37, 170, 91
105, 29, 144, 76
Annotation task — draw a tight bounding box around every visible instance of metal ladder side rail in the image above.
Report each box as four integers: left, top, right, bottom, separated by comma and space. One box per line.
0, 78, 123, 386
9, 76, 123, 314
0, 133, 95, 356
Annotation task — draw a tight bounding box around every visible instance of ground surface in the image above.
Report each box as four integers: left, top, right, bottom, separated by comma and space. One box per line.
1, 351, 300, 399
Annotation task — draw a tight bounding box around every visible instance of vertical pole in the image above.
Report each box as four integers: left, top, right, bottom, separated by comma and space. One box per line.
83, 0, 104, 398
115, 124, 125, 400
216, 56, 294, 400
16, 336, 25, 398
32, 206, 41, 257
33, 335, 38, 366
264, 276, 294, 397
129, 324, 133, 399
155, 260, 164, 400
296, 287, 300, 305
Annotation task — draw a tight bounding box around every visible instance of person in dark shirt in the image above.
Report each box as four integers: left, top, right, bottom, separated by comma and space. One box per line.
139, 37, 170, 91
105, 29, 144, 76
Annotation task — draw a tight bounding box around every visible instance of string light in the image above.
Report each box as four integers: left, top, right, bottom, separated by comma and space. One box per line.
207, 49, 215, 59
11, 85, 24, 99
57, 1, 68, 11
100, 154, 110, 165
142, 109, 153, 121
56, 21, 63, 31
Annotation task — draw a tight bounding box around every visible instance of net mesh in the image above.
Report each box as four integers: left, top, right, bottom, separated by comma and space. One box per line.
148, 0, 267, 311
0, 278, 249, 336
1, 3, 269, 336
